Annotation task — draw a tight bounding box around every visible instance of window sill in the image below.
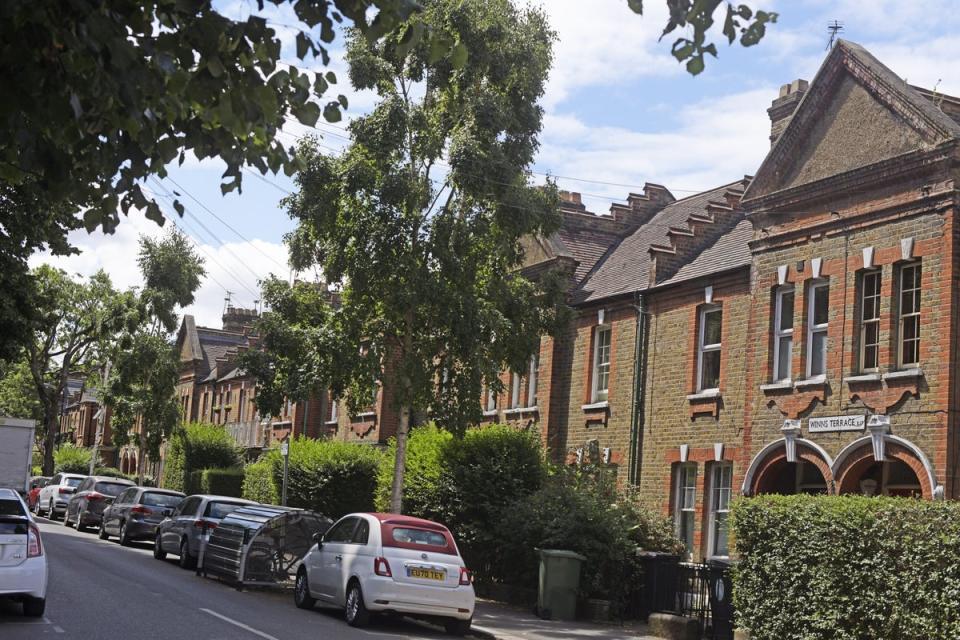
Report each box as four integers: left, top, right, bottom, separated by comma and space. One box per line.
846, 373, 881, 383
794, 376, 827, 389
352, 411, 376, 420
581, 401, 609, 412
882, 368, 923, 381
760, 380, 792, 392
503, 406, 539, 416
686, 389, 720, 401
324, 420, 339, 426
482, 409, 499, 417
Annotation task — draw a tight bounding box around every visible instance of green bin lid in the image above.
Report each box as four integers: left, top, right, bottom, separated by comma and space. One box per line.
537, 549, 587, 561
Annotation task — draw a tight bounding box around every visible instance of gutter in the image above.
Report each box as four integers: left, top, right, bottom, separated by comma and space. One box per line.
628, 292, 649, 485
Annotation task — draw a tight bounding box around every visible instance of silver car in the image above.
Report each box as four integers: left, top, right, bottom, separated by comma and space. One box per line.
154, 494, 256, 569
36, 473, 86, 520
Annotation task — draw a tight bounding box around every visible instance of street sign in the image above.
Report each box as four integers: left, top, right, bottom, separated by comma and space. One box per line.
280, 442, 289, 456
808, 414, 865, 433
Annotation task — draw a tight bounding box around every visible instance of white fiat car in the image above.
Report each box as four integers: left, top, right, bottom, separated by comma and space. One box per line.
295, 512, 475, 635
0, 488, 48, 616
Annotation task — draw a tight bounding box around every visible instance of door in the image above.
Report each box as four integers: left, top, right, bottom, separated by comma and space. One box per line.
108, 488, 136, 533
314, 517, 358, 601
335, 518, 371, 603
163, 496, 199, 551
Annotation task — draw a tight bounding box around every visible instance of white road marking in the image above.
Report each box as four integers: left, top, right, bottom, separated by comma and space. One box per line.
42, 616, 64, 633
199, 608, 281, 640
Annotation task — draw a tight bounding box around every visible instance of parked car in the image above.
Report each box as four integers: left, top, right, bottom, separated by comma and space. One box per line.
36, 473, 86, 520
0, 488, 47, 616
100, 487, 185, 545
154, 494, 257, 569
64, 476, 136, 531
26, 477, 49, 512
294, 513, 475, 635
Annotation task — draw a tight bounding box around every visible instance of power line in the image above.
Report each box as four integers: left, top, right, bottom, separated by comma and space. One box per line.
162, 175, 289, 272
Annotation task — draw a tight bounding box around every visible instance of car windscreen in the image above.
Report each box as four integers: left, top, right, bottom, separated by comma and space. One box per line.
141, 492, 183, 508
65, 477, 84, 488
391, 527, 448, 548
0, 499, 26, 518
204, 501, 247, 519
94, 482, 129, 496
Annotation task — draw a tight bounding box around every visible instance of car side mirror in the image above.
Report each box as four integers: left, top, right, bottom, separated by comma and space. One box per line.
312, 532, 324, 548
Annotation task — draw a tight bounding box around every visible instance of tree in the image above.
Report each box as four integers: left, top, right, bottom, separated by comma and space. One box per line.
105, 229, 206, 482
0, 359, 44, 424
25, 266, 136, 474
245, 0, 569, 514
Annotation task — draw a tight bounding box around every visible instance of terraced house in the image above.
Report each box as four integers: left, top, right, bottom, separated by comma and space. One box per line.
511, 40, 960, 562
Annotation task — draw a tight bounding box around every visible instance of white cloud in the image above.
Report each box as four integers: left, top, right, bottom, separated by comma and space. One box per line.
537, 86, 775, 211
29, 210, 289, 330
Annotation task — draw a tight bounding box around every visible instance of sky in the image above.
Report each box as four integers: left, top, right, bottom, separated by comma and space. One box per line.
31, 0, 960, 328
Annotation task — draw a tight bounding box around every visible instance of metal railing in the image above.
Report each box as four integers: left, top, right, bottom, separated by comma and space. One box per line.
633, 555, 734, 640
225, 420, 266, 449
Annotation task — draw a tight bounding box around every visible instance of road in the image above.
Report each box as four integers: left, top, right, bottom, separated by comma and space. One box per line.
0, 517, 461, 640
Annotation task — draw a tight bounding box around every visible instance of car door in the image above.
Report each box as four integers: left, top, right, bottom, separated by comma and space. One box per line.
313, 517, 358, 601
163, 497, 197, 551
108, 488, 135, 533
336, 518, 371, 604
70, 478, 92, 520
41, 474, 60, 510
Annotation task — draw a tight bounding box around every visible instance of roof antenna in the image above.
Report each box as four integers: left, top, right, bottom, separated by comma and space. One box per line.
827, 20, 844, 50
223, 291, 233, 314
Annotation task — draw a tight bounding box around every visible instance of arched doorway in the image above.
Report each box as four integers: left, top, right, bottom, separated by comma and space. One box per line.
743, 439, 834, 496
834, 436, 933, 498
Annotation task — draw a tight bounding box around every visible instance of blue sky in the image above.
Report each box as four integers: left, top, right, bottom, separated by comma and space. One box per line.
33, 0, 960, 327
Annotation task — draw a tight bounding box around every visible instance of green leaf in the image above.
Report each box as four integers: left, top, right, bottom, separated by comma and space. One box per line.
627, 0, 643, 14
296, 32, 311, 59
293, 102, 322, 127
451, 41, 468, 70
686, 55, 705, 75
325, 71, 337, 84
173, 200, 185, 217
83, 210, 102, 233
323, 103, 342, 123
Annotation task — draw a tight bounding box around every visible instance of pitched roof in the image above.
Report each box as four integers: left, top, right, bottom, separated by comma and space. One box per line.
657, 218, 753, 288
193, 327, 247, 381
555, 226, 623, 285
575, 179, 750, 304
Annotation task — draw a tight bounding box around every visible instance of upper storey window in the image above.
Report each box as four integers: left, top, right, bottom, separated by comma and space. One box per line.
806, 282, 829, 378
898, 262, 922, 368
697, 306, 722, 391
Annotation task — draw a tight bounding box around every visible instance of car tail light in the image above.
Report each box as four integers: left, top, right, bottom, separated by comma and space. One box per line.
58, 487, 71, 494
27, 524, 42, 558
194, 519, 217, 531
131, 505, 150, 515
86, 492, 105, 501
374, 557, 392, 577
459, 567, 472, 586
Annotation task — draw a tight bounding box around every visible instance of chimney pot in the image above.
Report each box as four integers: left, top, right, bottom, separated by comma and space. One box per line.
768, 78, 809, 146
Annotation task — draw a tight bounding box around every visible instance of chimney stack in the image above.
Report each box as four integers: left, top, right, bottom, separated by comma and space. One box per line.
768, 79, 809, 146
222, 306, 259, 333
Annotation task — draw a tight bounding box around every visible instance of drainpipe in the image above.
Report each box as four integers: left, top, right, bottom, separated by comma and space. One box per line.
628, 293, 649, 485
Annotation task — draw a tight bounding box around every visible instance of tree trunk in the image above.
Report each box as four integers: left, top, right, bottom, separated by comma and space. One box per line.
42, 368, 69, 475
137, 421, 146, 486
389, 405, 410, 514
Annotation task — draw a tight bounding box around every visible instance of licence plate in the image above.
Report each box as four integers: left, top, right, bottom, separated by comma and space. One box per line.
407, 566, 446, 581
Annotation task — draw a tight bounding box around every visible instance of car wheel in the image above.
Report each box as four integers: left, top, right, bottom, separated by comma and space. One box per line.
63, 508, 72, 527
294, 568, 316, 610
75, 510, 87, 532
48, 500, 58, 521
119, 521, 131, 546
153, 534, 166, 560
98, 521, 109, 540
444, 618, 472, 636
344, 581, 370, 628
178, 539, 196, 569
22, 597, 45, 617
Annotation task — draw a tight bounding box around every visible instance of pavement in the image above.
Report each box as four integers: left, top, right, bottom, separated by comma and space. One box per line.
471, 600, 659, 640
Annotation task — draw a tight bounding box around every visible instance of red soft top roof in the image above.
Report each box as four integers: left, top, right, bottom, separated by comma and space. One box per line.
366, 512, 449, 531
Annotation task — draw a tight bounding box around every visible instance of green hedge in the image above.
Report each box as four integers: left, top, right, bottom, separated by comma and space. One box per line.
242, 460, 278, 504
162, 423, 240, 491
94, 467, 134, 481
53, 443, 92, 473
375, 423, 452, 518
243, 437, 383, 517
732, 495, 960, 640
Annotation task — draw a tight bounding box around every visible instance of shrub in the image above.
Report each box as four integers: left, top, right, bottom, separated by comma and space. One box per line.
497, 467, 680, 608
375, 423, 453, 517
732, 495, 960, 640
199, 468, 245, 497
162, 422, 240, 491
247, 438, 384, 517
94, 467, 134, 481
53, 443, 92, 473
242, 460, 278, 504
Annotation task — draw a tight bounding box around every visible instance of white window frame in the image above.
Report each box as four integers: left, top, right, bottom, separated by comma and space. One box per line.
674, 463, 697, 559
805, 281, 829, 379
897, 262, 921, 368
591, 325, 611, 403
327, 393, 338, 424
707, 463, 733, 559
485, 385, 497, 413
509, 371, 522, 409
772, 288, 794, 382
527, 354, 539, 408
859, 270, 882, 372
697, 305, 722, 392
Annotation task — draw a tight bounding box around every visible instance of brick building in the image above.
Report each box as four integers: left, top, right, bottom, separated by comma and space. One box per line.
501, 40, 960, 562
60, 389, 116, 467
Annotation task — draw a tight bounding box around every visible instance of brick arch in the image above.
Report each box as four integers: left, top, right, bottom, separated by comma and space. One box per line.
743, 439, 834, 496
834, 439, 934, 499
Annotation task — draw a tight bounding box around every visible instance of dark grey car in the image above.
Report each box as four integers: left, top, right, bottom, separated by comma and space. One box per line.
64, 476, 135, 531
100, 487, 185, 545
154, 494, 256, 569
